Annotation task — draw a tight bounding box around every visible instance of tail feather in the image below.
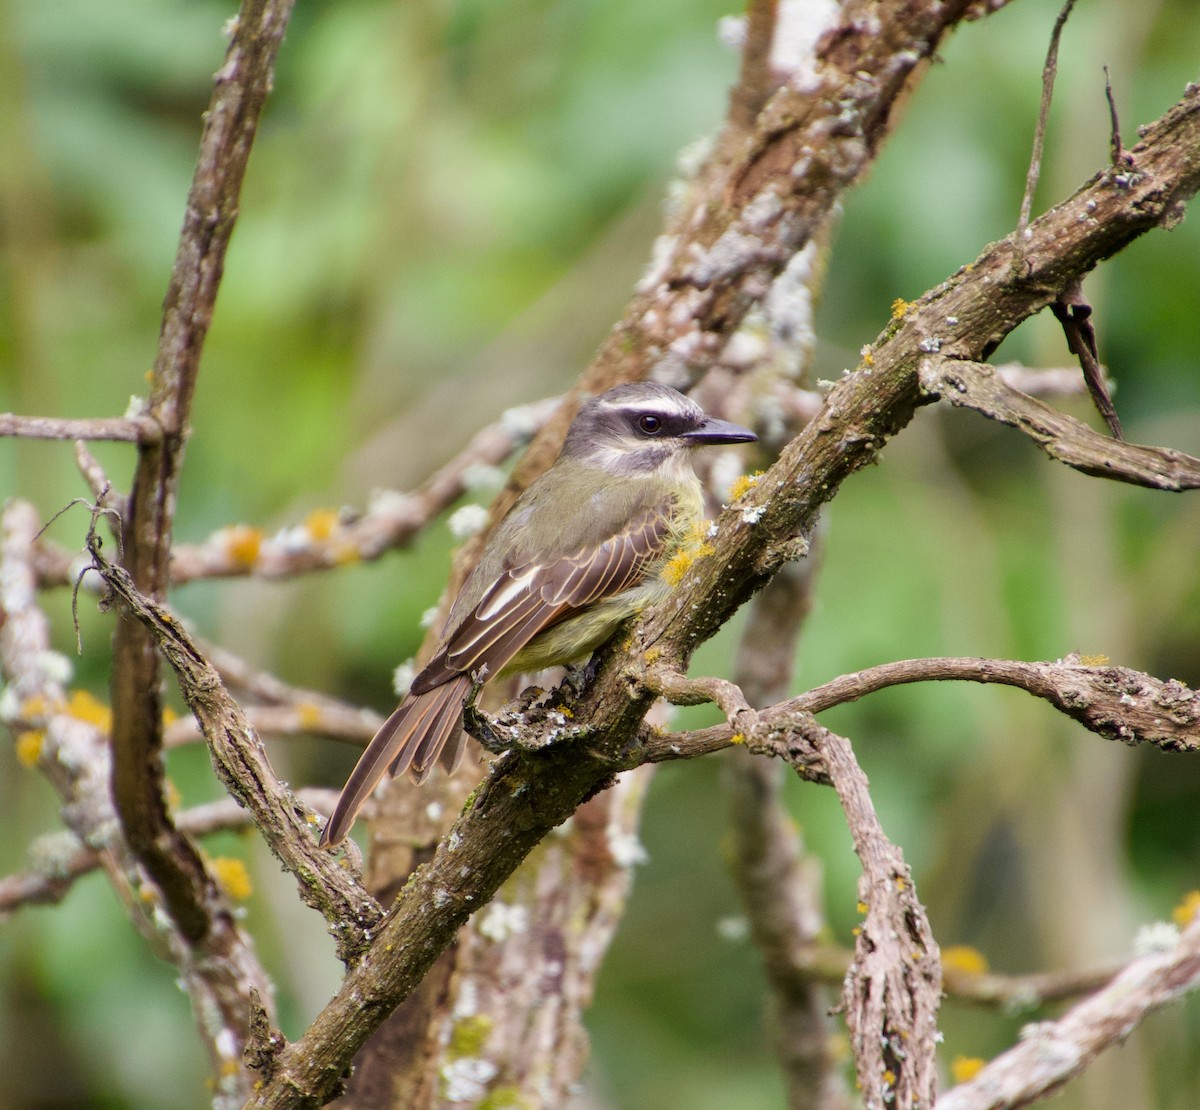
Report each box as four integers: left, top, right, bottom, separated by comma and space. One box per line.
320, 675, 471, 846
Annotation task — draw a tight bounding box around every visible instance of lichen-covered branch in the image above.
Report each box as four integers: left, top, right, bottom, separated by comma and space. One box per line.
773, 716, 941, 1108
0, 789, 345, 914
937, 916, 1200, 1110
0, 412, 160, 442
88, 530, 383, 963
649, 655, 1200, 762
107, 0, 296, 965
725, 561, 854, 1110
0, 502, 273, 1108
919, 358, 1200, 489
31, 396, 558, 589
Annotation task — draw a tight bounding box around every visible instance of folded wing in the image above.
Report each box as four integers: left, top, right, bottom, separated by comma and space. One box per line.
321, 506, 671, 846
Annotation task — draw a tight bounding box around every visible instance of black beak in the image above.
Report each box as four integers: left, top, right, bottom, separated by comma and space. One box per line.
681, 416, 758, 445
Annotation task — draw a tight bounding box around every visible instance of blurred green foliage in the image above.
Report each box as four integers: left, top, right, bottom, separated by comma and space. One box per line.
2, 1, 1199, 1107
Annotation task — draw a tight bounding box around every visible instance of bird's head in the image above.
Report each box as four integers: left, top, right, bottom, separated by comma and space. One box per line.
561, 383, 757, 478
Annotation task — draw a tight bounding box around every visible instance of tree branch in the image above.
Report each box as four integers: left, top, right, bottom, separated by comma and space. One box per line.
0, 413, 160, 442
919, 358, 1200, 489
937, 917, 1200, 1110
0, 789, 345, 914
787, 718, 941, 1109
0, 502, 274, 1108
648, 655, 1200, 763
108, 0, 296, 962
87, 522, 384, 963
31, 396, 558, 589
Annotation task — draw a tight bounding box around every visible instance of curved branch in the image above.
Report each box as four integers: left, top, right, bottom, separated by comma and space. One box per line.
919, 358, 1200, 489
108, 0, 297, 980
647, 655, 1200, 762
89, 534, 384, 962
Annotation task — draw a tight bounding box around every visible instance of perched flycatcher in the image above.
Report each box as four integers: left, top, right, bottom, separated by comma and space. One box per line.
321, 383, 756, 846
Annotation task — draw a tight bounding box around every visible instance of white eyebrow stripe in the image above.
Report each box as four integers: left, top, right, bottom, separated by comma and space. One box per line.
596, 400, 699, 421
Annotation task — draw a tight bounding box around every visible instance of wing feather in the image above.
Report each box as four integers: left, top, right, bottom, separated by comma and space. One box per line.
322, 505, 674, 845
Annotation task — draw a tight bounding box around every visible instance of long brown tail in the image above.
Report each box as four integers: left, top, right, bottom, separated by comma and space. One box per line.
320, 674, 472, 847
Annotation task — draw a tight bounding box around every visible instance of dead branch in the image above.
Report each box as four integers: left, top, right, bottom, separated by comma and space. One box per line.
919, 359, 1197, 485
31, 396, 558, 589
0, 789, 345, 914
725, 559, 854, 1110
106, 2, 297, 1026
779, 717, 941, 1109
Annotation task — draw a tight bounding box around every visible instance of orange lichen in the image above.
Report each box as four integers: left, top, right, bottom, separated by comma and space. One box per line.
1172, 890, 1200, 927
304, 508, 340, 542
951, 1056, 986, 1082
16, 730, 44, 768
727, 472, 762, 501
296, 702, 323, 730
223, 525, 263, 567
211, 856, 253, 901
66, 689, 112, 732
942, 945, 990, 976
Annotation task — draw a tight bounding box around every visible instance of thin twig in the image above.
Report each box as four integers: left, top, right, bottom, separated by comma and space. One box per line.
0, 413, 160, 442
107, 1, 297, 993
1016, 0, 1077, 247
1104, 64, 1130, 167
1049, 285, 1124, 439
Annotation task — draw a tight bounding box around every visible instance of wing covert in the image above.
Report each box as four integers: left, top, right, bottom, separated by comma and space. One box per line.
411, 505, 671, 692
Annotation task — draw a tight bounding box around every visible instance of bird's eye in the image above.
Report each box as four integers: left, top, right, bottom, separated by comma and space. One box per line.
638, 414, 663, 435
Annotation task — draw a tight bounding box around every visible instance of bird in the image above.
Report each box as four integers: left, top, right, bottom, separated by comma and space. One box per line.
320, 382, 757, 846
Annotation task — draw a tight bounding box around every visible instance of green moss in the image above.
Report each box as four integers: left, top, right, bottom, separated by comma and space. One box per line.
449, 1014, 494, 1059
476, 1086, 530, 1110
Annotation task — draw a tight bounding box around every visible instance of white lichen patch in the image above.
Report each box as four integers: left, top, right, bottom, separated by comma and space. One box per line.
35, 651, 73, 686
448, 504, 490, 540
392, 659, 416, 698
460, 463, 504, 491
499, 402, 543, 440
478, 900, 529, 942
366, 487, 412, 517
608, 829, 649, 868
1133, 920, 1180, 956
440, 1057, 498, 1103
716, 915, 749, 942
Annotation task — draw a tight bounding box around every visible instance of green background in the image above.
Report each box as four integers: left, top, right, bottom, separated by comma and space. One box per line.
2, 1, 1198, 1106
